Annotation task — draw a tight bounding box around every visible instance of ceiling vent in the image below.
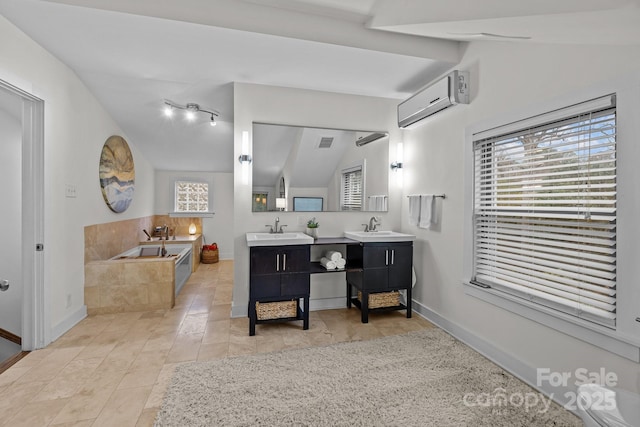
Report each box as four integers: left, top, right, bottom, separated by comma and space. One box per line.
398, 70, 469, 128
355, 132, 388, 147
318, 137, 334, 148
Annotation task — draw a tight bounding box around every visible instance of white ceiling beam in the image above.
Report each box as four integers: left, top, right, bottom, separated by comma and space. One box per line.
41, 0, 461, 63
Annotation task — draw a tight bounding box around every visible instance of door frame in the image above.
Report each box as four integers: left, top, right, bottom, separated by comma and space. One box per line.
0, 79, 46, 350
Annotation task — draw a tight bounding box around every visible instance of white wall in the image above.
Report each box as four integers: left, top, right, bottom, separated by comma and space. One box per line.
233, 83, 402, 317
0, 108, 22, 336
402, 41, 640, 394
0, 15, 155, 342
154, 170, 234, 259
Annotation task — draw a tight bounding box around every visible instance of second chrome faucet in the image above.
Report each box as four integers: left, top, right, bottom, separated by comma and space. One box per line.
266, 216, 287, 234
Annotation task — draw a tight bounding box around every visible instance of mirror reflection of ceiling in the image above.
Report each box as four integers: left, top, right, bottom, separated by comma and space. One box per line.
253, 124, 358, 189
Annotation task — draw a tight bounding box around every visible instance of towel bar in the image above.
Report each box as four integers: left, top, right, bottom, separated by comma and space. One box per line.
406, 194, 446, 199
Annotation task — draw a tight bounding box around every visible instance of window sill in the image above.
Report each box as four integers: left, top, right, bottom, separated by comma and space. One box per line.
168, 212, 215, 218
463, 282, 640, 362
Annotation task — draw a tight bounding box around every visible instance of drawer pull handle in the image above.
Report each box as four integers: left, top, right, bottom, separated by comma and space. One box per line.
276, 254, 280, 272
385, 249, 389, 266
283, 254, 287, 271
391, 249, 395, 265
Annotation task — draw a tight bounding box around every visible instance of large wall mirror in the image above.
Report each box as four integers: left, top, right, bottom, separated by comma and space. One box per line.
252, 123, 389, 212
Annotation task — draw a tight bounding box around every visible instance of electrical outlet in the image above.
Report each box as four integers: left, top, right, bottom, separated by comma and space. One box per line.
65, 184, 77, 198
66, 294, 72, 308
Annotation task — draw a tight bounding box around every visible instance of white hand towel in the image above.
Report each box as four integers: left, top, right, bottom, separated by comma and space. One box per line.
408, 195, 421, 226
368, 195, 388, 212
324, 251, 342, 262
320, 257, 337, 270
419, 195, 435, 229
335, 258, 346, 269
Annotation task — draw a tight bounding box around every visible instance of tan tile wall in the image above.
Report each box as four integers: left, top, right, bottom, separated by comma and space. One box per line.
84, 216, 202, 263
85, 259, 175, 315
153, 215, 202, 236
84, 216, 154, 263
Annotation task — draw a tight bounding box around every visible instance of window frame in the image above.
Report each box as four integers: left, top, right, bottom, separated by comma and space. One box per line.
340, 161, 365, 211
462, 81, 640, 362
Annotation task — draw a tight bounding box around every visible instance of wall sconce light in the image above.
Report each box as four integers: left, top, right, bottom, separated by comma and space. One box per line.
276, 197, 286, 211
390, 161, 403, 171
390, 142, 404, 171
239, 131, 252, 164
188, 223, 197, 235
163, 99, 219, 126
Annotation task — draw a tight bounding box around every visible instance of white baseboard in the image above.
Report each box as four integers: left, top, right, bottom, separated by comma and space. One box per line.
231, 303, 247, 318
51, 305, 87, 341
309, 297, 345, 311
411, 299, 578, 414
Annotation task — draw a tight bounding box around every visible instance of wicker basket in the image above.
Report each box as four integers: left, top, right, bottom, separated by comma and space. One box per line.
256, 300, 297, 320
201, 248, 219, 264
357, 291, 400, 309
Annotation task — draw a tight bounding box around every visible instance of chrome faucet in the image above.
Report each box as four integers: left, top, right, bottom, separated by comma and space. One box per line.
368, 216, 380, 232
266, 217, 287, 234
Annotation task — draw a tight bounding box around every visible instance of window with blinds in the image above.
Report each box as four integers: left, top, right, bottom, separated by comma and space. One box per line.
341, 166, 363, 211
175, 181, 209, 212
472, 95, 617, 328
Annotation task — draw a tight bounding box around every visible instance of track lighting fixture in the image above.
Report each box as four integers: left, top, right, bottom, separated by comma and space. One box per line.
163, 99, 219, 125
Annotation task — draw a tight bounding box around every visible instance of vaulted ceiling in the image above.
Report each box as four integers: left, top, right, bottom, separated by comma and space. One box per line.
1, 0, 638, 172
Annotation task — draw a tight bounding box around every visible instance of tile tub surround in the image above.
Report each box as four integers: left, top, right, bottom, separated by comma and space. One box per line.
85, 257, 175, 315
84, 216, 203, 315
84, 216, 203, 263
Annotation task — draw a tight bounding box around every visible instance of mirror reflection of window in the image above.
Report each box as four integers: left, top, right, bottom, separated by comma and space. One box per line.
341, 165, 363, 211
252, 123, 388, 212
252, 192, 268, 212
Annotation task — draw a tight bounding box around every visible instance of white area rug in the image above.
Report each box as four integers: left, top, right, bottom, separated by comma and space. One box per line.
155, 328, 581, 426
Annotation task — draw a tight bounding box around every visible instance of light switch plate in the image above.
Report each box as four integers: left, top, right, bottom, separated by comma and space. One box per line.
65, 184, 77, 198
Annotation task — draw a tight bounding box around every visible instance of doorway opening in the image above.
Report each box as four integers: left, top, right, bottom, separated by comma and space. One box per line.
0, 78, 45, 371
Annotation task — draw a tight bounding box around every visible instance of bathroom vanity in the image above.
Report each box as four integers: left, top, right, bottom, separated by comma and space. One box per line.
246, 232, 415, 335
345, 241, 413, 323
248, 245, 310, 336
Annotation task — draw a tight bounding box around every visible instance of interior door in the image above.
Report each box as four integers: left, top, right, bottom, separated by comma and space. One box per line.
0, 87, 23, 361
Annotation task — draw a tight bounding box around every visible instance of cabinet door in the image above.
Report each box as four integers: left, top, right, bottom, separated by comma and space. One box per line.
250, 274, 281, 298
388, 244, 413, 290
281, 246, 310, 273
362, 245, 389, 269
281, 272, 310, 297
250, 247, 280, 275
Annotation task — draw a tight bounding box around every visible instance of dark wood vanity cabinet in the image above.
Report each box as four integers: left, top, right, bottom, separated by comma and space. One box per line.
346, 241, 413, 323
249, 245, 310, 335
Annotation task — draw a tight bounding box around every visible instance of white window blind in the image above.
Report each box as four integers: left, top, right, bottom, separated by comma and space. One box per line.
341, 166, 363, 211
175, 181, 209, 212
472, 95, 617, 328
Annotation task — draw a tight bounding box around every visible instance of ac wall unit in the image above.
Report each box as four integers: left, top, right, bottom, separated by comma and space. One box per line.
398, 70, 469, 128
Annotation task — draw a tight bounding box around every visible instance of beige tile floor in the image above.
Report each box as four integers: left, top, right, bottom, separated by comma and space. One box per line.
0, 260, 433, 427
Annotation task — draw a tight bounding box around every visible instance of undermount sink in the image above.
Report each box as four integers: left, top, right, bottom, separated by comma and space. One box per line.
246, 232, 314, 247
344, 230, 416, 242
